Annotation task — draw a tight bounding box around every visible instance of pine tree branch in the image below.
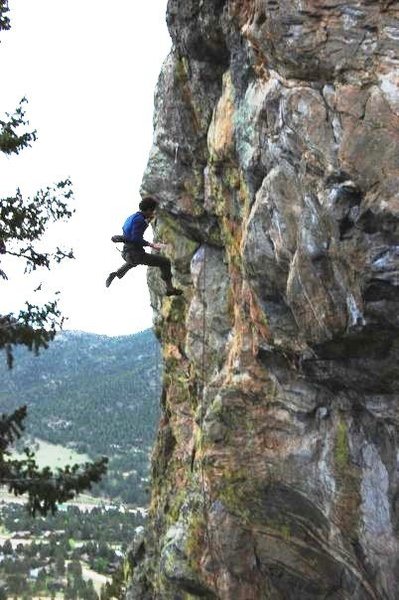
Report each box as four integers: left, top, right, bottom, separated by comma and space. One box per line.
0, 98, 36, 155
0, 407, 108, 516
0, 0, 10, 33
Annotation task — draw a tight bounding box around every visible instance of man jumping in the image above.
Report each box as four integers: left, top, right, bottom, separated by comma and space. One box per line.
105, 196, 182, 296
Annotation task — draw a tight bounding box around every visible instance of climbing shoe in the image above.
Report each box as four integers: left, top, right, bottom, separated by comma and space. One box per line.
165, 287, 183, 296
105, 272, 117, 288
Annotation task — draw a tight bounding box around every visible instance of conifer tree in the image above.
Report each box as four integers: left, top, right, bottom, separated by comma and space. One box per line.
0, 0, 10, 32
0, 1, 108, 515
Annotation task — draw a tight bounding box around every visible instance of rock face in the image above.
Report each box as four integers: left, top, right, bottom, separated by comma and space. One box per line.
127, 1, 399, 598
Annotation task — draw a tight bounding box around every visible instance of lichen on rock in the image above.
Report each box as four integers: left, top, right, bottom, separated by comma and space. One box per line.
126, 1, 399, 598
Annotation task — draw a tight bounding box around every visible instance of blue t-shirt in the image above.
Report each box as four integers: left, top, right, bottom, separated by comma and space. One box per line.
122, 212, 150, 247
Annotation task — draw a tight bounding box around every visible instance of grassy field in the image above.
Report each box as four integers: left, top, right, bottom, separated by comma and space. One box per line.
13, 438, 91, 469
1, 439, 101, 507
81, 564, 111, 594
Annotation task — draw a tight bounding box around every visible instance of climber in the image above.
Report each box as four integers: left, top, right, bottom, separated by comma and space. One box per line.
105, 196, 183, 296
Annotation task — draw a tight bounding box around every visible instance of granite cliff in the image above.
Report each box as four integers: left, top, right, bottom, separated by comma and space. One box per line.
127, 1, 399, 598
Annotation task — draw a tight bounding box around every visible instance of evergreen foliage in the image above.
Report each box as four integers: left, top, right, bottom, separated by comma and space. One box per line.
0, 502, 145, 598
0, 5, 107, 515
0, 97, 36, 155
0, 0, 10, 32
0, 101, 74, 368
0, 329, 161, 505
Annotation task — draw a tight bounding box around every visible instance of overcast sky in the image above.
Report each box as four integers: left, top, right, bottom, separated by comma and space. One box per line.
0, 0, 171, 336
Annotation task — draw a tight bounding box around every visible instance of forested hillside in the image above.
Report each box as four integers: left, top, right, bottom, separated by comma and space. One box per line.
0, 329, 161, 503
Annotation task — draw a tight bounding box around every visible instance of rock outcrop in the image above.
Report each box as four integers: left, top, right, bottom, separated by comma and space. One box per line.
127, 1, 399, 598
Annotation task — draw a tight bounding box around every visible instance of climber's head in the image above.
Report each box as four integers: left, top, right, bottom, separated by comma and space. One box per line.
139, 196, 158, 219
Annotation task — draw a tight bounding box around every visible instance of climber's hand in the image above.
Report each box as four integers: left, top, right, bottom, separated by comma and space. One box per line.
151, 243, 166, 251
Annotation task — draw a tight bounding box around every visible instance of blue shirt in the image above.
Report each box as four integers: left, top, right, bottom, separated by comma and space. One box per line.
122, 212, 150, 247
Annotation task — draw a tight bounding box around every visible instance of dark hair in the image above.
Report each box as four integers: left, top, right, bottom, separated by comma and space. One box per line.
139, 196, 158, 212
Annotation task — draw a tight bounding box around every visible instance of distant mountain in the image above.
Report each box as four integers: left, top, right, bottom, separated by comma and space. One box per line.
0, 329, 162, 503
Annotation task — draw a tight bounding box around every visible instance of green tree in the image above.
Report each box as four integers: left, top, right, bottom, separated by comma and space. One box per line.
101, 565, 125, 600
2, 539, 12, 554
0, 405, 107, 515
0, 2, 108, 516
55, 548, 66, 576
64, 585, 75, 600
94, 557, 108, 574
67, 559, 82, 578
0, 0, 10, 32
0, 98, 73, 366
84, 579, 99, 600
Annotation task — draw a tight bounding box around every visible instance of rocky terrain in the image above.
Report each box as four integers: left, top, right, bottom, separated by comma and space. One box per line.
126, 1, 399, 598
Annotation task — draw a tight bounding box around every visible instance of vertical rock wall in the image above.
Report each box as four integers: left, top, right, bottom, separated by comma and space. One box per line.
127, 1, 399, 598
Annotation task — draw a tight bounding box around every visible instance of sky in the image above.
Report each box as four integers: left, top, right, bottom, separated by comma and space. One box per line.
0, 0, 171, 336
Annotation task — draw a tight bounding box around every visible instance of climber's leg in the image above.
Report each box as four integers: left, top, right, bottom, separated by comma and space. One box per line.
105, 249, 139, 287
137, 252, 182, 295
